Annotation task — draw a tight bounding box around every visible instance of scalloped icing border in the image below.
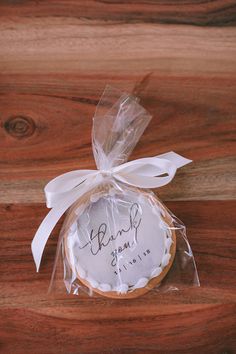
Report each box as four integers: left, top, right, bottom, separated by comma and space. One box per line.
65, 187, 174, 295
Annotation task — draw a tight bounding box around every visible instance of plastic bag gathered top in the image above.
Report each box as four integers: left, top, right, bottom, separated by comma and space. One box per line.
32, 85, 200, 298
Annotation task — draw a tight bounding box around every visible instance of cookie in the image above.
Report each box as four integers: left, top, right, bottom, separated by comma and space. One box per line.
62, 184, 176, 298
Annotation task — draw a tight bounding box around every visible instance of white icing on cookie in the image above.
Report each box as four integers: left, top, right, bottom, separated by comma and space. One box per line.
65, 188, 174, 294
151, 267, 162, 278
116, 284, 129, 294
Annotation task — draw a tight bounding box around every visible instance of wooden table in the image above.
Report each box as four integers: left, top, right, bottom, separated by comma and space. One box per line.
0, 1, 236, 353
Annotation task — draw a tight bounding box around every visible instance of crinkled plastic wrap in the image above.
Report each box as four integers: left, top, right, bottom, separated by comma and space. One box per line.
50, 86, 200, 298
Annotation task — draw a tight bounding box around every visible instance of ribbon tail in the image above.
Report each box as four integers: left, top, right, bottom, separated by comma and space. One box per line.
31, 205, 68, 272
156, 151, 192, 168
31, 178, 98, 272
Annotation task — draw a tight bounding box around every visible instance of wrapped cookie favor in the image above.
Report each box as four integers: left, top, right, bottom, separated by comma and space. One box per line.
32, 85, 200, 298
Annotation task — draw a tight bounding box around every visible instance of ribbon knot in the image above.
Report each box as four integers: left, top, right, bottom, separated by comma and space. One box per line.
31, 151, 192, 271
100, 169, 114, 178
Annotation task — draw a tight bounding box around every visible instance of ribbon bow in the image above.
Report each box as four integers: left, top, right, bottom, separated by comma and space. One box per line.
31, 151, 191, 271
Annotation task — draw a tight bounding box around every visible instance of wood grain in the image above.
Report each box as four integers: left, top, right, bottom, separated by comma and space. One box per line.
1, 201, 236, 305
0, 0, 236, 26
0, 6, 235, 202
0, 1, 235, 353
0, 76, 235, 202
1, 304, 236, 354
0, 201, 236, 353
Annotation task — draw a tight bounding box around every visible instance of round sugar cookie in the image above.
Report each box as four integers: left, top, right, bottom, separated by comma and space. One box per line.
63, 186, 176, 298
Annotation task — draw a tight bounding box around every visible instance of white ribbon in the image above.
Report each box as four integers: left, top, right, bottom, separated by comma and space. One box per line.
31, 151, 191, 271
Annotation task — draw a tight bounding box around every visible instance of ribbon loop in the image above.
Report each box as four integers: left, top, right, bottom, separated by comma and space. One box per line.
113, 156, 177, 188
31, 151, 192, 271
45, 170, 98, 208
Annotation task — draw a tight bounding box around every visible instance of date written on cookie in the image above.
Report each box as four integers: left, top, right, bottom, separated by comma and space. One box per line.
114, 249, 151, 275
